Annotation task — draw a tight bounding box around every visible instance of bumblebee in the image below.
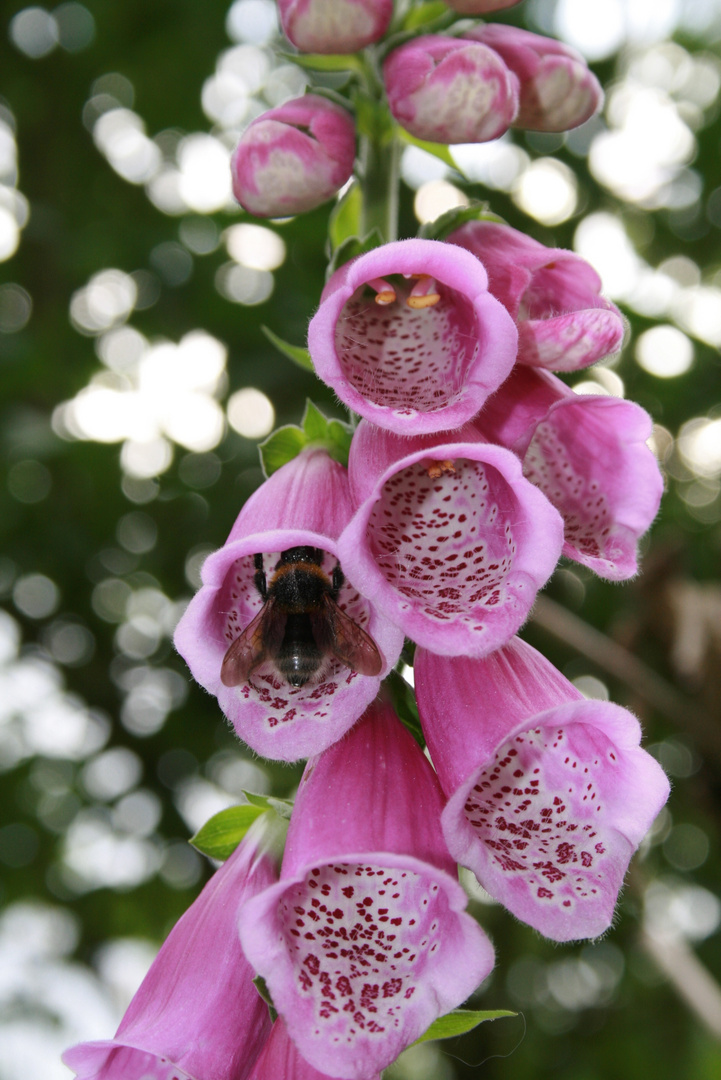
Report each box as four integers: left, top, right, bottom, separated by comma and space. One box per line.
221, 546, 383, 689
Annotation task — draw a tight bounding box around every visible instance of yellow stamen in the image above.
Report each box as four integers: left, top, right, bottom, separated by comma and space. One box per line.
427, 459, 456, 479
374, 290, 397, 305
407, 292, 441, 309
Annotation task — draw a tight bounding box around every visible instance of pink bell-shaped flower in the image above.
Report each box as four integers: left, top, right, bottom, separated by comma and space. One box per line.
63, 817, 281, 1080
249, 1019, 381, 1080
415, 638, 670, 942
382, 35, 519, 144
447, 220, 625, 371
238, 701, 494, 1080
467, 23, 603, 132
174, 448, 403, 762
307, 239, 518, 435
231, 95, 356, 217
278, 0, 393, 54
338, 421, 563, 657
475, 366, 664, 580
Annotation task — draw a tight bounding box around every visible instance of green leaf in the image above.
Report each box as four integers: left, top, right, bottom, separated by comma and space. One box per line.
258, 402, 354, 477
261, 326, 314, 372
242, 790, 294, 820
415, 1009, 518, 1044
329, 183, 362, 251
386, 668, 425, 751
190, 804, 265, 861
395, 127, 460, 173
259, 424, 309, 477
253, 975, 278, 1022
402, 1, 452, 30
278, 51, 362, 73
418, 202, 506, 242
327, 229, 384, 279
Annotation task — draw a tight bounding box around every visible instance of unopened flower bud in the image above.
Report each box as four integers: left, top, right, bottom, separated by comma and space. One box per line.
383, 35, 519, 144
467, 24, 603, 131
278, 0, 393, 54
231, 95, 356, 217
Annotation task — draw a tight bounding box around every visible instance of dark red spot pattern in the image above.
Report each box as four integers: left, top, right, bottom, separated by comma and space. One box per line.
524, 420, 618, 573
367, 459, 516, 624
463, 725, 617, 914
279, 862, 446, 1048
336, 284, 479, 416
220, 551, 372, 728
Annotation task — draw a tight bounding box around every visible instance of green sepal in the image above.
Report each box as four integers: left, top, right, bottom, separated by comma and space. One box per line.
259, 401, 354, 477
402, 1, 454, 31
277, 51, 363, 73
253, 975, 278, 1023
329, 183, 363, 252
242, 789, 294, 821
395, 127, 461, 174
189, 804, 265, 861
418, 202, 506, 242
386, 668, 425, 751
261, 326, 314, 372
415, 1008, 518, 1044
326, 228, 384, 280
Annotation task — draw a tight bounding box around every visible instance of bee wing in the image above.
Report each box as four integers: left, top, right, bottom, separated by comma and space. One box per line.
220, 599, 285, 687
311, 595, 383, 677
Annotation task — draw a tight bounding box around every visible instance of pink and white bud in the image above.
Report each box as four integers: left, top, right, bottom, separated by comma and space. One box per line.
307, 239, 518, 435
338, 421, 564, 657
63, 817, 280, 1080
447, 220, 625, 370
416, 638, 670, 942
231, 95, 356, 218
476, 366, 664, 580
383, 35, 519, 144
278, 0, 393, 54
446, 0, 522, 11
467, 24, 603, 132
174, 448, 403, 762
250, 1018, 382, 1080
239, 702, 494, 1080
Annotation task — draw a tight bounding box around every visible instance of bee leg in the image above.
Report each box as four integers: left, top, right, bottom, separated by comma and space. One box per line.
331, 563, 345, 600
253, 552, 268, 600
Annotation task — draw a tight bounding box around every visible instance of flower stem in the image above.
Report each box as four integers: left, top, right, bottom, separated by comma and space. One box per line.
359, 127, 400, 243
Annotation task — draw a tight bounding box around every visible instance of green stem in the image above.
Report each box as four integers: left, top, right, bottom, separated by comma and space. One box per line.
359, 130, 400, 242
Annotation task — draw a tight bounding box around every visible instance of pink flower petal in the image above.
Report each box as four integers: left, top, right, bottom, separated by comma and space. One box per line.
477, 367, 663, 579
383, 36, 519, 144
174, 449, 403, 762
239, 703, 494, 1079
448, 221, 625, 371
63, 821, 278, 1080
278, 0, 393, 54
308, 239, 518, 435
339, 423, 563, 657
231, 95, 356, 217
416, 640, 670, 942
250, 1019, 381, 1080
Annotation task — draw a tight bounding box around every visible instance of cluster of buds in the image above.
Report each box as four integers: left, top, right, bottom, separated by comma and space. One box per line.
65, 4, 670, 1080
232, 1, 602, 217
